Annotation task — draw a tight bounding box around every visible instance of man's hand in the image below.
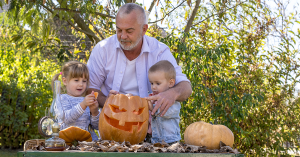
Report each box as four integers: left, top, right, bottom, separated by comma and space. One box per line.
145, 89, 177, 117
148, 100, 153, 111
108, 90, 119, 97
145, 81, 192, 116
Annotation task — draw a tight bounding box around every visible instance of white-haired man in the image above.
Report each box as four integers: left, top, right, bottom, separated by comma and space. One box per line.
87, 3, 192, 118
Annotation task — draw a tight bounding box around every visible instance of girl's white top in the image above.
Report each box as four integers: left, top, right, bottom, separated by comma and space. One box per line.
59, 94, 100, 140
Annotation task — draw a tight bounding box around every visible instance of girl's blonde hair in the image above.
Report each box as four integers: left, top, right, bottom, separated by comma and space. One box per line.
51, 61, 90, 93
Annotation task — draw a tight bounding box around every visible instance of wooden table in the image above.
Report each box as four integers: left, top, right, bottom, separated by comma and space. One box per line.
18, 151, 244, 157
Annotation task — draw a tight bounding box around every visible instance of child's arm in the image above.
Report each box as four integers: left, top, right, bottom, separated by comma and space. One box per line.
80, 92, 97, 110
86, 91, 100, 130
90, 107, 101, 130
83, 91, 100, 116
60, 95, 86, 124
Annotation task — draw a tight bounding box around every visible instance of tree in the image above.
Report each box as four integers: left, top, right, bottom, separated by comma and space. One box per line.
0, 12, 60, 148
1, 0, 300, 156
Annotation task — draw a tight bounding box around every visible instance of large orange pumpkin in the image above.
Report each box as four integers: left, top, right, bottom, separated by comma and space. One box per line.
99, 94, 149, 144
184, 121, 234, 150
59, 126, 92, 146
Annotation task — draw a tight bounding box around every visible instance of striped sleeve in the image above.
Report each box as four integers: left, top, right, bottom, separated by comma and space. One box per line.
90, 108, 101, 130
61, 95, 85, 124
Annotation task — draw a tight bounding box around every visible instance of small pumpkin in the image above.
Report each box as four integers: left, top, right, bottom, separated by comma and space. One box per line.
184, 121, 234, 150
99, 94, 149, 144
59, 126, 92, 146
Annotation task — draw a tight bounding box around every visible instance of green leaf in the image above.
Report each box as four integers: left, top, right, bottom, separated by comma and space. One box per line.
81, 42, 86, 49
74, 50, 81, 54
26, 41, 36, 48
11, 34, 22, 42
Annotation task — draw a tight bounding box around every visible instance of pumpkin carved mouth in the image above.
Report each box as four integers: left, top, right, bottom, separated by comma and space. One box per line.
104, 114, 146, 133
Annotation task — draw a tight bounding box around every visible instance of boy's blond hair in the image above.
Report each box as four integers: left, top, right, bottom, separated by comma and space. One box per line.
148, 60, 176, 81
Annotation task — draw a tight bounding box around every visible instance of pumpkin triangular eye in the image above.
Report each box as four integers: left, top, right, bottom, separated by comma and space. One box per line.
104, 114, 146, 133
109, 104, 127, 113
133, 107, 144, 115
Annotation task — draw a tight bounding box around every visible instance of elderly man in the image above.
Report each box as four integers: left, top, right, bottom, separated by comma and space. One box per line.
86, 3, 192, 117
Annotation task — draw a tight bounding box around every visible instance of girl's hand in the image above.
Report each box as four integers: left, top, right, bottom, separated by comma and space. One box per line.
80, 91, 97, 109
89, 100, 99, 116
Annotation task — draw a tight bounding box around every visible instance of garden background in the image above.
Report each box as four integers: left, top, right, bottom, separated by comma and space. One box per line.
1, 0, 300, 156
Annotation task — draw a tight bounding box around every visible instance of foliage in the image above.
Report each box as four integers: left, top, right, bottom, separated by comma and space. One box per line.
1, 0, 300, 156
0, 13, 60, 148
2, 0, 119, 44
147, 0, 300, 156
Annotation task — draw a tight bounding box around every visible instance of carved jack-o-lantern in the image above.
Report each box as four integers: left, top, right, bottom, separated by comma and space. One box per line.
99, 94, 149, 144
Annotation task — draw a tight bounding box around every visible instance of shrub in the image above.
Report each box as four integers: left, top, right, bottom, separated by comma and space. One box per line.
0, 47, 59, 148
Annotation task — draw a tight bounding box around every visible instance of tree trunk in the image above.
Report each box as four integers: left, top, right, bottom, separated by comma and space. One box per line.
148, 0, 158, 13
176, 0, 201, 63
184, 0, 201, 34
125, 0, 136, 3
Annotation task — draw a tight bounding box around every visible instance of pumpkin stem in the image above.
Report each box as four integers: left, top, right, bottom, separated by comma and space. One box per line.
72, 140, 79, 147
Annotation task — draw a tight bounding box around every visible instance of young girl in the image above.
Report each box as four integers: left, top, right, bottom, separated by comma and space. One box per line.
52, 61, 100, 141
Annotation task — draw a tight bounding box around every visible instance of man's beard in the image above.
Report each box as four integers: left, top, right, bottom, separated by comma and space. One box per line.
119, 35, 143, 51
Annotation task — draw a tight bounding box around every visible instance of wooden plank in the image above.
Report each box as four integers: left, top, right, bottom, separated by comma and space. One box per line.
18, 151, 244, 157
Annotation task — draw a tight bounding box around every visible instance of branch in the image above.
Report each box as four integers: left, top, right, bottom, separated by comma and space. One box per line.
184, 0, 201, 33
41, 3, 100, 43
53, 8, 115, 19
149, 0, 186, 24
222, 20, 233, 32
125, 0, 136, 3
72, 13, 100, 43
66, 19, 100, 42
148, 0, 158, 14
191, 1, 246, 27
88, 20, 105, 40
41, 3, 54, 13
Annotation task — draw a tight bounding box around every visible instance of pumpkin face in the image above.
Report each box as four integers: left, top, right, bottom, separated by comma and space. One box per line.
59, 126, 92, 146
99, 94, 149, 144
184, 121, 234, 150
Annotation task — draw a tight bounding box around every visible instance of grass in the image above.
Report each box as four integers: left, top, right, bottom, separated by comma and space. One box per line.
0, 136, 23, 157
0, 148, 22, 157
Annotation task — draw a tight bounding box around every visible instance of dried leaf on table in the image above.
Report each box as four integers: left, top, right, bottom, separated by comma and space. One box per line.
154, 147, 167, 152
185, 145, 199, 153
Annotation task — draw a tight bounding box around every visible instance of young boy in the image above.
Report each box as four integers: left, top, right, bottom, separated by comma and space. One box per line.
147, 60, 181, 144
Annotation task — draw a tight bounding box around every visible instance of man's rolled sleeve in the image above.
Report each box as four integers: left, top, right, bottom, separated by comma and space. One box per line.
87, 43, 107, 90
